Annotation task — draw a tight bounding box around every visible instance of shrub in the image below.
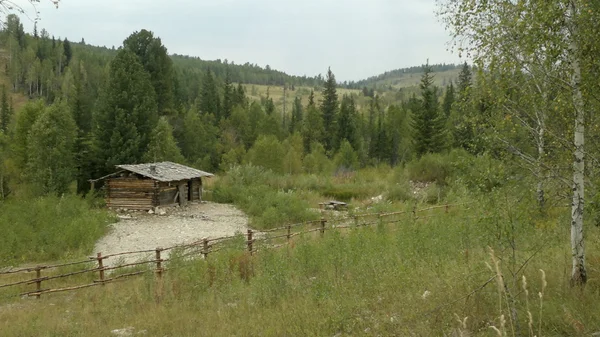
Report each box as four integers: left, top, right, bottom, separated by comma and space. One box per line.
212, 165, 319, 229
406, 153, 453, 185
0, 194, 114, 266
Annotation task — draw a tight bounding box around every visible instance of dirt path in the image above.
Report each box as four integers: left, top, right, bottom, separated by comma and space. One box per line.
94, 202, 249, 267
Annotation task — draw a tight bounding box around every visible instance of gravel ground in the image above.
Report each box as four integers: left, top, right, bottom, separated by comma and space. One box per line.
94, 202, 249, 267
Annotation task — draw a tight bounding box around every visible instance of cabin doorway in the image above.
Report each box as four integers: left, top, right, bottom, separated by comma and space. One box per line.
187, 180, 193, 201
178, 184, 187, 206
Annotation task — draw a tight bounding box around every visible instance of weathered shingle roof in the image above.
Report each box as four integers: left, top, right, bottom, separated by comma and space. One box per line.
116, 162, 214, 182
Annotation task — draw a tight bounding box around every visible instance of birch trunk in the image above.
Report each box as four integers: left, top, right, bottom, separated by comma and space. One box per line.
536, 108, 545, 210
569, 0, 587, 286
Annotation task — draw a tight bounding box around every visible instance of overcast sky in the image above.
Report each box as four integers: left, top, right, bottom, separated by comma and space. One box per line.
14, 0, 462, 82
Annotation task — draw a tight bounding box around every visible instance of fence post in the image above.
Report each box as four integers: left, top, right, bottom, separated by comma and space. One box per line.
247, 229, 253, 255
155, 247, 163, 303
155, 248, 163, 278
35, 267, 42, 299
202, 238, 209, 259
354, 215, 358, 228
445, 204, 449, 213
286, 225, 291, 243
97, 252, 105, 285
320, 218, 326, 237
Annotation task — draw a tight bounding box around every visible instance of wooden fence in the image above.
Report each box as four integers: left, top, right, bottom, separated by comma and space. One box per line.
0, 203, 471, 300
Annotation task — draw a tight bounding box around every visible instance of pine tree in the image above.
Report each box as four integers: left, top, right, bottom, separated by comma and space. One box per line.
0, 86, 10, 133
457, 62, 472, 94
233, 83, 247, 108
289, 96, 303, 134
386, 104, 412, 166
442, 82, 455, 117
413, 61, 446, 156
263, 88, 276, 116
367, 96, 380, 160
123, 29, 175, 114
27, 100, 77, 195
63, 38, 72, 69
92, 49, 158, 175
302, 94, 325, 154
337, 95, 358, 151
450, 62, 477, 152
320, 67, 338, 152
144, 117, 185, 163
222, 70, 234, 120
199, 69, 221, 121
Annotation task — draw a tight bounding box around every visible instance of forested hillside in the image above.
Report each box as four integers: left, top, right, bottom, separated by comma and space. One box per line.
3, 1, 600, 334
0, 13, 464, 199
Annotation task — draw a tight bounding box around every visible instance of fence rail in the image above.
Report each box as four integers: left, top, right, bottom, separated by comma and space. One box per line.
0, 202, 471, 300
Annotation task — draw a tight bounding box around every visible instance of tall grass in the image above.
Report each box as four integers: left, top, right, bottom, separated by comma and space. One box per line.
0, 194, 115, 267
212, 165, 319, 229
1, 193, 598, 336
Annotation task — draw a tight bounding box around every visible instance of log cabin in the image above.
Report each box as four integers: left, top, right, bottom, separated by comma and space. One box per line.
94, 162, 214, 211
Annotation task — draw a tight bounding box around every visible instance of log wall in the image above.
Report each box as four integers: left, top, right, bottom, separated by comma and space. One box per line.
106, 178, 157, 210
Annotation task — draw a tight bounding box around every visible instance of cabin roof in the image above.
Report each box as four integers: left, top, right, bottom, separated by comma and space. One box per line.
115, 162, 214, 182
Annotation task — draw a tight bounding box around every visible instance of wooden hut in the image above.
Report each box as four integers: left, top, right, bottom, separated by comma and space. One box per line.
96, 162, 214, 211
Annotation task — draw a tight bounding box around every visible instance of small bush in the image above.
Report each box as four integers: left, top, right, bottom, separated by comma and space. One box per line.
0, 194, 115, 266
212, 165, 319, 229
406, 153, 453, 185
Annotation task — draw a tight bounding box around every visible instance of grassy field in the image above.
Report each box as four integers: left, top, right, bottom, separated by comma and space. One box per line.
243, 66, 460, 113
2, 152, 600, 336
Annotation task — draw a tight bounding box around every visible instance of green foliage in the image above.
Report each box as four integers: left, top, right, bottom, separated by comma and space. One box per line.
320, 67, 338, 152
123, 29, 175, 114
303, 142, 331, 174
26, 100, 77, 195
212, 165, 318, 229
143, 116, 185, 163
92, 48, 158, 175
12, 100, 45, 171
177, 107, 219, 171
199, 68, 221, 120
0, 85, 10, 133
333, 140, 359, 172
301, 101, 324, 154
246, 135, 285, 174
289, 96, 303, 134
336, 94, 359, 151
0, 195, 114, 266
406, 152, 453, 185
412, 61, 447, 156
386, 104, 413, 166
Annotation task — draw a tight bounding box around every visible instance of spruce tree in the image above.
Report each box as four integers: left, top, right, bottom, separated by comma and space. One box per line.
63, 38, 72, 68
222, 70, 234, 120
0, 86, 10, 133
320, 67, 338, 152
289, 96, 303, 134
123, 30, 175, 114
92, 49, 158, 176
450, 62, 477, 152
457, 62, 472, 94
233, 83, 247, 108
442, 82, 455, 117
302, 92, 325, 154
413, 62, 446, 156
199, 69, 221, 121
337, 95, 358, 151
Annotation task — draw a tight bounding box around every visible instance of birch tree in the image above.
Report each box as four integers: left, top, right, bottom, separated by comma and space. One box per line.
438, 0, 598, 285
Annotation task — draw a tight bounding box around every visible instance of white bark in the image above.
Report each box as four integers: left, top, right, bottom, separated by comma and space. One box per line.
536, 110, 545, 209
569, 0, 586, 286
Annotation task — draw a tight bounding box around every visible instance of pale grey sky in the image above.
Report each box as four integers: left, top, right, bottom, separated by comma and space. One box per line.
14, 0, 461, 82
